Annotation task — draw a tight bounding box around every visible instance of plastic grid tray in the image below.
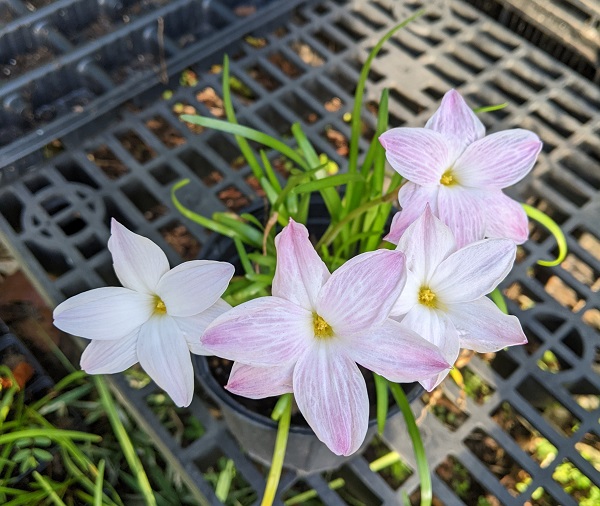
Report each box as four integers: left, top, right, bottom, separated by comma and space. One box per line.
0, 0, 314, 177
1, 0, 599, 504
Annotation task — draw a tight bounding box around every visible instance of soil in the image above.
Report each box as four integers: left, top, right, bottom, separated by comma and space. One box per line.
159, 223, 201, 261
0, 46, 55, 81
25, 0, 53, 10
217, 186, 250, 212
145, 116, 185, 148
111, 54, 157, 84
87, 146, 129, 179
68, 15, 115, 45
0, 5, 15, 24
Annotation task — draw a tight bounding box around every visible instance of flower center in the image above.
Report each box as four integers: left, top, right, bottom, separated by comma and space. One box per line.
153, 296, 167, 315
313, 314, 334, 339
418, 287, 437, 308
440, 170, 456, 186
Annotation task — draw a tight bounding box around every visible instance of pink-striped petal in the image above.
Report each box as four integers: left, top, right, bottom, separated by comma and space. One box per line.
397, 205, 456, 281
379, 128, 452, 185
425, 89, 485, 155
316, 249, 407, 334
202, 297, 312, 367
454, 129, 542, 189
346, 319, 449, 383
400, 306, 460, 391
447, 297, 527, 352
293, 346, 369, 456
173, 299, 231, 355
53, 287, 153, 340
384, 183, 439, 244
272, 219, 330, 311
157, 260, 234, 317
137, 316, 194, 407
437, 186, 486, 247
80, 329, 140, 374
483, 191, 529, 244
226, 362, 294, 399
431, 238, 516, 303
108, 219, 170, 294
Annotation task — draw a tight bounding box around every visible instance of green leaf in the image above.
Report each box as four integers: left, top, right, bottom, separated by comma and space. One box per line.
94, 460, 106, 506
522, 204, 568, 267
180, 115, 309, 171
291, 173, 363, 195
473, 103, 508, 113
389, 383, 432, 506
373, 373, 389, 435
489, 288, 508, 315
215, 459, 235, 502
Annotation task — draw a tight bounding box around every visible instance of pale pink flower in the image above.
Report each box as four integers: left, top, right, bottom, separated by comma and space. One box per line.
53, 219, 234, 407
379, 89, 542, 247
202, 219, 449, 456
391, 206, 527, 390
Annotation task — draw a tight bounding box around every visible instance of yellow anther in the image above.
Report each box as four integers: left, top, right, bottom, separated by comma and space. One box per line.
313, 314, 334, 339
418, 287, 437, 308
440, 170, 456, 186
154, 296, 167, 315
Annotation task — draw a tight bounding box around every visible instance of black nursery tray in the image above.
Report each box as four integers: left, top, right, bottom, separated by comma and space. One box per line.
0, 0, 312, 179
1, 0, 599, 505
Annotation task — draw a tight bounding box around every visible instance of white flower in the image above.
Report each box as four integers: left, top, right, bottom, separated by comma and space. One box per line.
53, 219, 234, 407
392, 206, 527, 390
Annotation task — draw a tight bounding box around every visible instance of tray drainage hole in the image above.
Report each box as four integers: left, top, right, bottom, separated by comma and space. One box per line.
566, 379, 600, 413
364, 435, 413, 489
41, 196, 70, 217
116, 130, 157, 164
553, 458, 598, 504
282, 480, 326, 505
217, 186, 250, 213
436, 455, 497, 505
246, 64, 281, 91
25, 240, 71, 278
420, 389, 469, 431
195, 88, 226, 118
87, 146, 129, 180
178, 149, 223, 187
290, 39, 325, 67
58, 215, 87, 236
144, 116, 186, 148
464, 427, 533, 498
492, 401, 558, 468
145, 390, 205, 448
159, 221, 201, 261
76, 235, 103, 260
122, 182, 166, 222
325, 465, 383, 506
195, 451, 256, 505
268, 51, 302, 79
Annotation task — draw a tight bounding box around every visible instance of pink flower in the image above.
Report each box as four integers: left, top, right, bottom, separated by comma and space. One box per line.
391, 206, 527, 390
202, 219, 449, 456
53, 219, 234, 407
379, 89, 542, 247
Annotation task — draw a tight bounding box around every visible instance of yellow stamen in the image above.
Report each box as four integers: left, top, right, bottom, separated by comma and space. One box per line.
154, 296, 167, 315
440, 170, 456, 186
418, 287, 437, 308
313, 314, 334, 339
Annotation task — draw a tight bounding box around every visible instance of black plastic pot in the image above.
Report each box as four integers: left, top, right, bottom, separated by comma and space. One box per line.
194, 198, 423, 473
195, 355, 422, 474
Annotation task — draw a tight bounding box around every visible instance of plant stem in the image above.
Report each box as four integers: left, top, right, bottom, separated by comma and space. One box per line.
261, 394, 292, 506
388, 382, 432, 506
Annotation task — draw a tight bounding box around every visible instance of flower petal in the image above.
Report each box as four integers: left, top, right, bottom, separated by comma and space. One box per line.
437, 186, 486, 247
317, 249, 407, 333
390, 269, 420, 316
272, 219, 330, 311
137, 316, 194, 407
202, 297, 312, 367
80, 330, 139, 374
483, 191, 529, 244
226, 362, 294, 399
425, 89, 485, 154
397, 205, 456, 281
108, 219, 170, 294
400, 306, 460, 391
157, 260, 234, 317
447, 297, 527, 352
454, 129, 542, 189
384, 183, 439, 244
431, 238, 516, 303
346, 319, 449, 383
173, 299, 231, 355
379, 128, 452, 185
294, 346, 369, 456
53, 287, 153, 340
